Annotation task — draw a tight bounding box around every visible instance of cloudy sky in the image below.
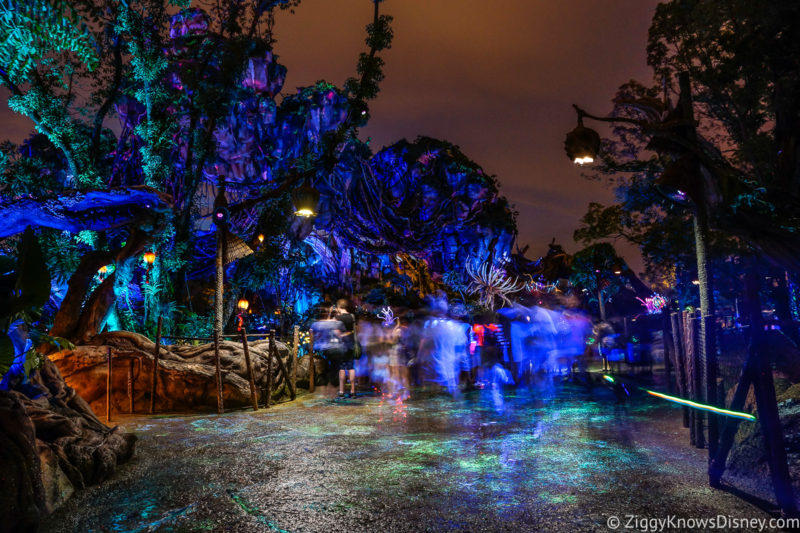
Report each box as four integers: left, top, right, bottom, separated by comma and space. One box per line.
1, 0, 659, 270
277, 0, 659, 270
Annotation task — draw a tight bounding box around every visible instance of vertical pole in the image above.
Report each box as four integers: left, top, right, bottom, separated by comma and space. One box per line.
266, 330, 275, 407
308, 329, 316, 393
149, 316, 162, 415
694, 203, 718, 462
691, 315, 705, 449
683, 311, 697, 446
291, 326, 299, 400
240, 327, 259, 411
128, 358, 134, 414
106, 347, 112, 423
663, 312, 673, 394
670, 312, 689, 428
214, 331, 224, 414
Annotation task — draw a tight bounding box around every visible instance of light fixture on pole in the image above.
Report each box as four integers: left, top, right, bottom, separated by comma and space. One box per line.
292, 177, 320, 217
565, 107, 602, 165
143, 251, 156, 284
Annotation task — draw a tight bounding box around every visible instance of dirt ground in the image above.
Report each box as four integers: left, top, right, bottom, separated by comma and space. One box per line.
41, 378, 784, 532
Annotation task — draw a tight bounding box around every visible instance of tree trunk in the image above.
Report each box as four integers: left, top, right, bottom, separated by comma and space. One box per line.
50, 228, 153, 344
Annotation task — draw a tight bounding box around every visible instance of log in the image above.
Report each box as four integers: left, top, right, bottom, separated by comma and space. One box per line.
106, 347, 112, 423
240, 328, 259, 411
291, 326, 299, 400
214, 331, 224, 414
266, 331, 275, 407
149, 316, 162, 415
308, 329, 316, 393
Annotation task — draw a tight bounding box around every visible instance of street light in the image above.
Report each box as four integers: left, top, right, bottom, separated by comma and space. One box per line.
143, 251, 156, 284
292, 178, 320, 217
564, 107, 602, 165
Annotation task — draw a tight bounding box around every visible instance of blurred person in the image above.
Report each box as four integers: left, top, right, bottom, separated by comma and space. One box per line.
310, 306, 346, 398
333, 299, 357, 398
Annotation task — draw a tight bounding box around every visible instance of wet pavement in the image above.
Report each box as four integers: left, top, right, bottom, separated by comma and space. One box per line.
42, 380, 775, 532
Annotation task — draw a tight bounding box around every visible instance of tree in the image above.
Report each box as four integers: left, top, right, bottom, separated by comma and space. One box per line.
570, 0, 800, 512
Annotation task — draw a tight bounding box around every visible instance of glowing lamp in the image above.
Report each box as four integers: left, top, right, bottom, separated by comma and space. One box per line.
292, 180, 320, 217
257, 233, 264, 243
611, 261, 623, 275
213, 206, 230, 223
99, 265, 108, 274
237, 298, 249, 311
564, 119, 601, 166
692, 279, 700, 285
143, 252, 156, 265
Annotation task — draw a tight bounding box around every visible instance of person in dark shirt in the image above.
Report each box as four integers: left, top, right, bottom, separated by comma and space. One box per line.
333, 299, 357, 398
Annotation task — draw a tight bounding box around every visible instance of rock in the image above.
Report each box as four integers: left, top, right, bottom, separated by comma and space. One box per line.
0, 390, 45, 533
50, 330, 313, 412
37, 443, 74, 514
0, 355, 137, 529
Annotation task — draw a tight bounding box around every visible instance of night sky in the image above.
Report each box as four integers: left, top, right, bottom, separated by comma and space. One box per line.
0, 0, 659, 271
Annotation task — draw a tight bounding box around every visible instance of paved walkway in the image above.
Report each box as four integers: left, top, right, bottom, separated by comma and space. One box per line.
42, 380, 775, 532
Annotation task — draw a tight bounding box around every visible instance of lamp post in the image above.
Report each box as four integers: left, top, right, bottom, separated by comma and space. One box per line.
211, 174, 320, 342
143, 251, 156, 284
565, 72, 719, 467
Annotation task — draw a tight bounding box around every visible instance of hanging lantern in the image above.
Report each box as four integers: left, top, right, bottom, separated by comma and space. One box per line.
564, 118, 601, 165
257, 233, 264, 244
143, 251, 156, 265
292, 179, 320, 217
237, 298, 250, 311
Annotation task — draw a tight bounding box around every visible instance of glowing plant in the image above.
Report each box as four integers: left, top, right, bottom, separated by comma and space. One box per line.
466, 262, 524, 310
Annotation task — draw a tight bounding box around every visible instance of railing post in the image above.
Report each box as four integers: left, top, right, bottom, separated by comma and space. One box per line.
106, 347, 112, 423
291, 326, 299, 400
214, 330, 224, 414
150, 316, 162, 415
308, 329, 315, 393
240, 327, 259, 411
128, 358, 134, 414
266, 330, 275, 407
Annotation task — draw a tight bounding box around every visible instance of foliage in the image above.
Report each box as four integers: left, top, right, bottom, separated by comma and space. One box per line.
0, 228, 63, 389
573, 0, 800, 307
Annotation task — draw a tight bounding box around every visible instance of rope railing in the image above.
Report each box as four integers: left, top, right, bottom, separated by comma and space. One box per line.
104, 323, 315, 420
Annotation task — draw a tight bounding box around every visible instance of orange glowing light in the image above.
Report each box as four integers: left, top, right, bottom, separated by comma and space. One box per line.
237, 298, 249, 311
143, 251, 156, 265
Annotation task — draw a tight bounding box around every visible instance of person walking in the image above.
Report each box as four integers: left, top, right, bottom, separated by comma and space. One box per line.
333, 299, 357, 398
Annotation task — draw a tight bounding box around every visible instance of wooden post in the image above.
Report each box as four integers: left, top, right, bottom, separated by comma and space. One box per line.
214, 331, 224, 414
266, 330, 275, 407
291, 326, 299, 400
106, 347, 112, 423
272, 343, 292, 398
703, 314, 719, 463
670, 312, 690, 428
691, 315, 705, 449
308, 329, 316, 393
128, 358, 134, 414
662, 312, 673, 394
149, 316, 162, 415
240, 327, 259, 411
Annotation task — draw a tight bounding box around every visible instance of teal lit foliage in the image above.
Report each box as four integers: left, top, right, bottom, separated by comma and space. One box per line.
0, 0, 98, 83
